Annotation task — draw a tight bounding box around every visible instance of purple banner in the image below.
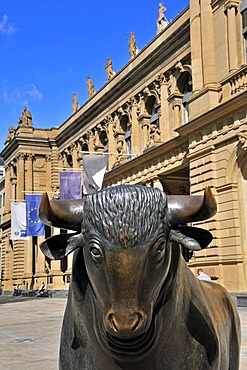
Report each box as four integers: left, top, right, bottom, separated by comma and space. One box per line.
60, 171, 82, 200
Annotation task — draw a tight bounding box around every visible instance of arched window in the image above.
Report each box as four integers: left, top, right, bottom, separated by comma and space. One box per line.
150, 101, 159, 128
120, 115, 132, 160
181, 74, 192, 124
125, 123, 131, 160
99, 130, 108, 153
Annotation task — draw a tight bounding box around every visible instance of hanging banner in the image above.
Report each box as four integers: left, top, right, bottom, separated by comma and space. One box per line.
11, 202, 28, 240
83, 154, 108, 195
60, 171, 82, 200
25, 194, 45, 236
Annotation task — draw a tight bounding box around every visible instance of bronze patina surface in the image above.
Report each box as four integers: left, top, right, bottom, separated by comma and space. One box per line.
39, 185, 240, 370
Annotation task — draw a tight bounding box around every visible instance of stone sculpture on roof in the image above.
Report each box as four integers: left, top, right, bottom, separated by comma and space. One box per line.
127, 32, 137, 59
5, 126, 16, 145
18, 106, 32, 126
72, 93, 79, 113
87, 76, 95, 98
156, 2, 169, 34
105, 57, 115, 81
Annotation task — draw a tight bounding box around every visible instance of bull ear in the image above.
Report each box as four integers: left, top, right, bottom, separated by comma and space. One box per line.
39, 192, 84, 232
40, 232, 84, 260
167, 187, 217, 226
170, 226, 213, 251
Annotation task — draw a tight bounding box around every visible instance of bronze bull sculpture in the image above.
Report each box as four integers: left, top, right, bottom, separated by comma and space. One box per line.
39, 185, 240, 369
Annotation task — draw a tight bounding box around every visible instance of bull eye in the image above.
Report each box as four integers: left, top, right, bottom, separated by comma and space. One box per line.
90, 244, 103, 262
154, 240, 165, 262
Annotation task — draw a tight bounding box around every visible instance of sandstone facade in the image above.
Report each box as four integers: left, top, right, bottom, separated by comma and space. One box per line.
0, 0, 247, 294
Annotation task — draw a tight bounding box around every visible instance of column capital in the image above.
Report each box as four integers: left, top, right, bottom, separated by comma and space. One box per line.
224, 0, 239, 13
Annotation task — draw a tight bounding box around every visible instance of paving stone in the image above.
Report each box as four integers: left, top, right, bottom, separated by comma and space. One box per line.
0, 297, 247, 369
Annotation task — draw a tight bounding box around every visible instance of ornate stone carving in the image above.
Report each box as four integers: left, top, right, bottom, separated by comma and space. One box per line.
146, 124, 162, 149
34, 157, 46, 169
167, 74, 174, 96
238, 132, 247, 150
174, 61, 184, 73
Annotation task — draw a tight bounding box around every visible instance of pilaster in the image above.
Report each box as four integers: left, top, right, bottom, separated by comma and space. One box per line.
225, 1, 239, 72
16, 153, 25, 201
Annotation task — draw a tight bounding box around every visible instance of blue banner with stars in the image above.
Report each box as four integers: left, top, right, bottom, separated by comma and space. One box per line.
25, 194, 45, 236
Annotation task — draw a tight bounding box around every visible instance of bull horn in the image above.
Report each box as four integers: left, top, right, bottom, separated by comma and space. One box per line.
39, 192, 84, 231
167, 187, 217, 226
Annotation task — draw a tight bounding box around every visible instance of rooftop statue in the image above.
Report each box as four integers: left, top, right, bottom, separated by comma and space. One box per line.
39, 185, 240, 370
127, 32, 137, 59
87, 76, 95, 98
5, 125, 16, 145
72, 93, 79, 113
18, 106, 32, 126
156, 2, 169, 34
105, 57, 115, 81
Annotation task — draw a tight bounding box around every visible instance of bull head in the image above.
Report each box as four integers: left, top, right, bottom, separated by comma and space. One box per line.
39, 185, 216, 260
39, 185, 216, 351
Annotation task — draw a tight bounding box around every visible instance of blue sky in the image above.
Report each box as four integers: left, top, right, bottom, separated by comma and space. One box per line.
0, 0, 189, 152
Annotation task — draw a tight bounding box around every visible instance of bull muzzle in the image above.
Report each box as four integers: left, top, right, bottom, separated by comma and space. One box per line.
106, 309, 147, 335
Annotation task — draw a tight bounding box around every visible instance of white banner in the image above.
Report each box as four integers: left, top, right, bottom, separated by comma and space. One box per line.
83, 155, 108, 195
11, 202, 28, 240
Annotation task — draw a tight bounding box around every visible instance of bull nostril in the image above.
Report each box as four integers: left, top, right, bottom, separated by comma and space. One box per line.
131, 312, 142, 332
107, 312, 145, 334
108, 313, 119, 333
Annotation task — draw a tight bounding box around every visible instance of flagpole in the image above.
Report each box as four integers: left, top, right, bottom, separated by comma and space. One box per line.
80, 151, 138, 157
10, 199, 26, 202
55, 168, 83, 171
21, 191, 58, 194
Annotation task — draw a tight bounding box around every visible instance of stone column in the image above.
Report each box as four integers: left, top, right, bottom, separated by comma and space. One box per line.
107, 116, 115, 169
172, 102, 182, 130
225, 1, 239, 72
25, 154, 33, 192
190, 0, 203, 91
71, 143, 78, 168
160, 74, 169, 141
23, 237, 34, 289
50, 152, 59, 197
3, 165, 11, 217
139, 116, 150, 152
35, 235, 47, 280
88, 130, 95, 152
11, 179, 17, 202
16, 153, 25, 201
200, 0, 217, 86
130, 97, 140, 156
45, 155, 52, 191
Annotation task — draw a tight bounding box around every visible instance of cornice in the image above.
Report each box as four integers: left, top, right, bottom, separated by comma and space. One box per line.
176, 89, 247, 137
104, 134, 188, 184
56, 18, 190, 149
0, 136, 58, 162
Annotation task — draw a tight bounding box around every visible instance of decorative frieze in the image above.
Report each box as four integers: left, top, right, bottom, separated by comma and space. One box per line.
189, 114, 243, 149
